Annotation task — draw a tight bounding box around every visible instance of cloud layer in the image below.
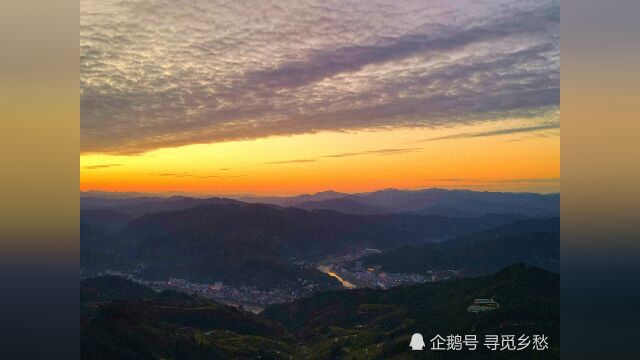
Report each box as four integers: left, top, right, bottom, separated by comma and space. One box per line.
265, 146, 423, 165
419, 122, 560, 142
81, 0, 559, 154
322, 147, 422, 158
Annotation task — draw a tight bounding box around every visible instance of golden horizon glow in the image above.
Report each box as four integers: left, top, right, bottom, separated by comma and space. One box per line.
80, 117, 560, 196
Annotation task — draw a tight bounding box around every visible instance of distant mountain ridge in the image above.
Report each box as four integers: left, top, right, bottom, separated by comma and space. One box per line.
81, 195, 247, 216
241, 188, 559, 217
84, 187, 559, 217
295, 197, 391, 214
238, 190, 347, 207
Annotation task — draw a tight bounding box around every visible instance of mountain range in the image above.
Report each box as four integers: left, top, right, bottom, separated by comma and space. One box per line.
81, 188, 559, 290
240, 188, 560, 217
82, 202, 524, 289
81, 195, 246, 217
83, 188, 559, 217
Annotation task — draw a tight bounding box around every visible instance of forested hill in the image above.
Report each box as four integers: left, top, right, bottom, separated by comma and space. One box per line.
360, 217, 560, 275
263, 263, 560, 359
80, 265, 559, 359
82, 201, 524, 289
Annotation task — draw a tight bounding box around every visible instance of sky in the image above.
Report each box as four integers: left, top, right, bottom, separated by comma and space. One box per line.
80, 0, 560, 195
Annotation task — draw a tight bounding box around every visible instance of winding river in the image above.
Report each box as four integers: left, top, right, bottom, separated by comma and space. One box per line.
317, 265, 356, 289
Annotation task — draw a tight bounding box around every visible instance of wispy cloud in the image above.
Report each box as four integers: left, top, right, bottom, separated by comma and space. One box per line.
323, 147, 422, 158
266, 147, 423, 165
81, 0, 559, 154
265, 159, 317, 165
148, 172, 193, 177
146, 172, 243, 179
418, 123, 559, 142
82, 164, 122, 170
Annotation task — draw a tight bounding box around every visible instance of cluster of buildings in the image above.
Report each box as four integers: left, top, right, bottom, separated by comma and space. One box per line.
346, 268, 429, 289
91, 265, 329, 305
87, 270, 319, 307
90, 252, 464, 308
133, 277, 319, 306
467, 298, 501, 313
157, 278, 317, 305
335, 261, 463, 289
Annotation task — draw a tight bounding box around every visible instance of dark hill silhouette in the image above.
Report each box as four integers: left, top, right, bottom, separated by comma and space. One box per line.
348, 188, 559, 217
361, 217, 560, 274
82, 203, 524, 288
296, 197, 391, 214
105, 196, 247, 217
239, 190, 347, 207
81, 275, 156, 304
81, 277, 290, 359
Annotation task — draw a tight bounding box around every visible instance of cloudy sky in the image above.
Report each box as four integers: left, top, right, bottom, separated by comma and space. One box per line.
80, 0, 559, 195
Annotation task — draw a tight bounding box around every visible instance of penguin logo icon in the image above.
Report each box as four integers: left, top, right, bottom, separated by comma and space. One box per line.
409, 333, 425, 350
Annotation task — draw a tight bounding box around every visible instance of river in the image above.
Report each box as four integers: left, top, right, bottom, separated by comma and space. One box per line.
317, 264, 356, 289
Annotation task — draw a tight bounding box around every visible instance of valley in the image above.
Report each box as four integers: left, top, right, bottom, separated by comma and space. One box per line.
80, 189, 560, 358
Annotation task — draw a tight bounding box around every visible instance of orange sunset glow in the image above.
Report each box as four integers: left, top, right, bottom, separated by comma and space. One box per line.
81, 116, 559, 195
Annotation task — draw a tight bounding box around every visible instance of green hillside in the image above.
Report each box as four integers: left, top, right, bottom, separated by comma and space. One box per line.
263, 263, 559, 359
82, 265, 559, 359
